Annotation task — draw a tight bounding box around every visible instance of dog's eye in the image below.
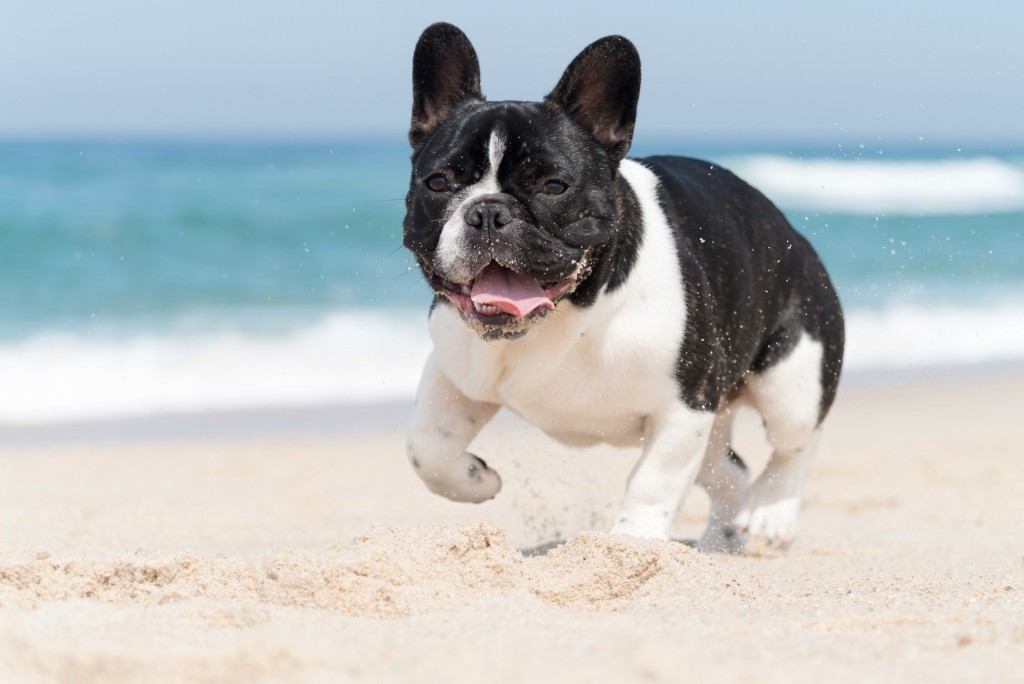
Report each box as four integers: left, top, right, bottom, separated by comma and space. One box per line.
542, 180, 568, 196
425, 174, 449, 192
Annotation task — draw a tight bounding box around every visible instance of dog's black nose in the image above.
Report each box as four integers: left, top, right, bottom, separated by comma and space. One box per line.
465, 201, 512, 230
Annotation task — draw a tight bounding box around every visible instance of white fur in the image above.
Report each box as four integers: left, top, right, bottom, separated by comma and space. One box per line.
735, 332, 826, 547
609, 405, 714, 538
434, 131, 507, 281
407, 355, 501, 503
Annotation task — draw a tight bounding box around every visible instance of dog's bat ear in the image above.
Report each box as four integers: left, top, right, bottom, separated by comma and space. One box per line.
410, 23, 483, 148
546, 36, 641, 162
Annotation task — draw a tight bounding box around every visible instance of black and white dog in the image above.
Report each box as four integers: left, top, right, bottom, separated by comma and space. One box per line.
402, 23, 843, 551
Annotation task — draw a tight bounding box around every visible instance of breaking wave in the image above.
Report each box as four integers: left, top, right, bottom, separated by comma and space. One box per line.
725, 155, 1024, 215
2, 302, 1022, 424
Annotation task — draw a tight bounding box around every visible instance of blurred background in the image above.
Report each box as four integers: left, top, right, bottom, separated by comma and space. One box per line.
1, 0, 1022, 425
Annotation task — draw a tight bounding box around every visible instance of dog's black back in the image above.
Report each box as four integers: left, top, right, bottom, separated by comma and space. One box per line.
635, 156, 844, 418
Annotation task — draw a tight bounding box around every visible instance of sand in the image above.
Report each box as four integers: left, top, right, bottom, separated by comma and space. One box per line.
1, 370, 1023, 683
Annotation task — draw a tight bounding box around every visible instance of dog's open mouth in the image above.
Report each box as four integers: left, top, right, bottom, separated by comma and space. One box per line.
433, 262, 575, 323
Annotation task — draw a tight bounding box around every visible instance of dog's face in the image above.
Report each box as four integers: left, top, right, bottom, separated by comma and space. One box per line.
403, 23, 641, 339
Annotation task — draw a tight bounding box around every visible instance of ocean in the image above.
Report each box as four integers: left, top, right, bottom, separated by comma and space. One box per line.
1, 138, 1022, 424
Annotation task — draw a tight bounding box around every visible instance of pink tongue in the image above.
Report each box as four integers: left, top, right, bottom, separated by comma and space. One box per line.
470, 264, 554, 317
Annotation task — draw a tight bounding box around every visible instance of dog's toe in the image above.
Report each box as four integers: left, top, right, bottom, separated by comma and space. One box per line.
461, 453, 502, 502
421, 453, 502, 503
735, 497, 801, 549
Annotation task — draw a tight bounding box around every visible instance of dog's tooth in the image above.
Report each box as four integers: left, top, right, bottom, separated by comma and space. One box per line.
472, 302, 501, 316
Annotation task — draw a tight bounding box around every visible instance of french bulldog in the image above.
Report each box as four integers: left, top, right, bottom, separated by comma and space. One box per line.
402, 22, 844, 551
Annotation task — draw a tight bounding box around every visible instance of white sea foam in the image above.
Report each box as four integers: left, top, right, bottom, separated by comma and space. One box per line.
725, 155, 1024, 215
0, 311, 432, 425
1, 302, 1022, 425
843, 301, 1024, 371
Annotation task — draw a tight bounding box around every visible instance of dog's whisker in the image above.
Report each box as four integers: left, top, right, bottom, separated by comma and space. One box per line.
371, 244, 406, 270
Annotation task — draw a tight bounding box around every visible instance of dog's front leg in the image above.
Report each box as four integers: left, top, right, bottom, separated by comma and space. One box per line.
611, 405, 715, 539
407, 354, 502, 503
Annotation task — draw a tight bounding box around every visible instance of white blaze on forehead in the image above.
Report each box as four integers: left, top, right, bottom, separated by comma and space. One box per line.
483, 129, 506, 191
435, 129, 508, 280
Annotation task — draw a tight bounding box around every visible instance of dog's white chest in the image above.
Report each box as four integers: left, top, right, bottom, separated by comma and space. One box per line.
430, 303, 676, 446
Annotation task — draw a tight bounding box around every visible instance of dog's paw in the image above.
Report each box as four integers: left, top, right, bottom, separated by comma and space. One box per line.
734, 497, 801, 550
610, 505, 673, 540
423, 453, 502, 503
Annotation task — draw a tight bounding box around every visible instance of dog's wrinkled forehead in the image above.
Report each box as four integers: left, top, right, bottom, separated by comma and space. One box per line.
413, 102, 596, 182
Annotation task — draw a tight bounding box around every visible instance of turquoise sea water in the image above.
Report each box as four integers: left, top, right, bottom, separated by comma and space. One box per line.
0, 140, 413, 338
1, 138, 1022, 422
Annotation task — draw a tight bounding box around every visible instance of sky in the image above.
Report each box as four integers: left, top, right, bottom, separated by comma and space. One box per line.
2, 0, 1022, 145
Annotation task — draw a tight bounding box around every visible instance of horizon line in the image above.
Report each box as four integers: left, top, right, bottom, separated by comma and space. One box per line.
1, 131, 1021, 153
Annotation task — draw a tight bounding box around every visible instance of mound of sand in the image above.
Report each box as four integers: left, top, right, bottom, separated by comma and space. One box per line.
1, 524, 723, 620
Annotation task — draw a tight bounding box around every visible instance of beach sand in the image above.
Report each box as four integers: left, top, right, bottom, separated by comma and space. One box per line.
1, 370, 1022, 683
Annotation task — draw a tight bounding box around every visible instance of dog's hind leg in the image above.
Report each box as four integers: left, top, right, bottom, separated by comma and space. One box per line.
735, 331, 826, 549
695, 407, 750, 553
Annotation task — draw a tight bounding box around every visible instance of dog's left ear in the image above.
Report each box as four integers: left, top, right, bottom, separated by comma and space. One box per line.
546, 36, 641, 161
410, 23, 483, 148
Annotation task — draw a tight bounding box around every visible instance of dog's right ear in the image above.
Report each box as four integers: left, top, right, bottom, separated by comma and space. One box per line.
410, 23, 483, 148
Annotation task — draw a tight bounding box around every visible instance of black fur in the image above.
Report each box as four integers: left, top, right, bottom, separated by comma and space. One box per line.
410, 23, 483, 147
546, 34, 641, 161
640, 156, 844, 419
727, 449, 748, 471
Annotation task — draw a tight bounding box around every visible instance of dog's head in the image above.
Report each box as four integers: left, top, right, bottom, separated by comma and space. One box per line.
403, 23, 641, 339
